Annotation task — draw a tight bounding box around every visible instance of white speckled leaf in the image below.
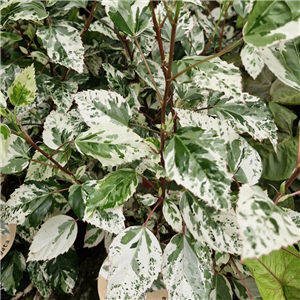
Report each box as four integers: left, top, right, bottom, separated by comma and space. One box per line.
89, 18, 118, 40
162, 233, 213, 300
286, 209, 300, 229
73, 89, 131, 126
237, 184, 300, 260
75, 123, 150, 167
1, 135, 30, 174
43, 111, 74, 150
241, 44, 264, 80
136, 194, 157, 207
37, 23, 84, 73
180, 191, 242, 254
27, 215, 77, 262
84, 224, 105, 248
103, 226, 162, 300
164, 127, 231, 210
8, 64, 36, 107
163, 199, 183, 233
0, 124, 11, 160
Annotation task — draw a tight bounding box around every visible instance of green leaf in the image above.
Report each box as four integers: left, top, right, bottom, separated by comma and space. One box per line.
43, 111, 74, 150
180, 191, 242, 254
37, 23, 84, 73
1, 182, 67, 227
244, 1, 300, 47
27, 215, 77, 261
270, 79, 300, 105
68, 184, 87, 220
1, 135, 30, 174
44, 248, 78, 294
164, 127, 231, 210
244, 246, 300, 300
163, 198, 183, 233
1, 1, 48, 25
237, 184, 300, 259
74, 123, 150, 167
8, 64, 36, 107
73, 89, 131, 127
162, 233, 213, 300
87, 169, 139, 210
209, 274, 233, 300
101, 226, 162, 299
241, 44, 264, 80
1, 251, 26, 295
0, 124, 11, 160
83, 224, 105, 248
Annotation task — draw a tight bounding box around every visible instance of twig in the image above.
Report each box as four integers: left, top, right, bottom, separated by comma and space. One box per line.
143, 197, 164, 227
129, 123, 160, 134
50, 187, 70, 194
49, 140, 74, 158
30, 159, 60, 169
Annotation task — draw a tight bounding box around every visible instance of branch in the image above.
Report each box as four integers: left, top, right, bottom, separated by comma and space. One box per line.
143, 197, 164, 227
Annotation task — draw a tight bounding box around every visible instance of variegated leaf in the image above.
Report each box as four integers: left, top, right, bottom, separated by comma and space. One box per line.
136, 193, 158, 207
43, 111, 74, 150
164, 127, 231, 210
8, 64, 36, 107
89, 18, 119, 40
74, 123, 150, 167
73, 89, 131, 126
37, 23, 84, 73
162, 233, 213, 300
237, 184, 300, 259
87, 169, 139, 210
103, 226, 162, 300
1, 134, 30, 174
241, 44, 264, 80
180, 191, 242, 254
0, 124, 11, 160
1, 1, 48, 25
163, 198, 183, 233
286, 209, 300, 229
27, 215, 77, 261
209, 274, 233, 300
84, 224, 105, 248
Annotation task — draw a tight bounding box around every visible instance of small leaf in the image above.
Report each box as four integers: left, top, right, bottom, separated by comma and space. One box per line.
1, 251, 26, 295
244, 246, 300, 300
136, 193, 158, 206
68, 184, 87, 220
37, 23, 84, 73
84, 224, 105, 248
241, 44, 264, 80
162, 233, 213, 300
27, 215, 77, 261
0, 124, 11, 160
163, 198, 183, 233
102, 226, 162, 300
87, 169, 139, 210
209, 274, 233, 300
89, 18, 119, 40
1, 135, 30, 174
8, 64, 36, 107
237, 184, 300, 259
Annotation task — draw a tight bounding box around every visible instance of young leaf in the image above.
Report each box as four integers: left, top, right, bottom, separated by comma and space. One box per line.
241, 44, 264, 80
27, 215, 77, 262
37, 23, 84, 73
87, 169, 139, 210
163, 198, 183, 233
1, 135, 30, 174
84, 224, 105, 248
8, 64, 36, 107
1, 251, 26, 296
180, 191, 242, 254
103, 226, 162, 300
237, 184, 300, 259
164, 127, 231, 210
73, 89, 131, 127
0, 124, 11, 160
162, 233, 213, 300
244, 246, 300, 300
74, 123, 150, 167
43, 111, 74, 150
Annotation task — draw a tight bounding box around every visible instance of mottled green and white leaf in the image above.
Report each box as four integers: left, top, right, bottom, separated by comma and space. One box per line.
237, 184, 300, 259
163, 199, 183, 233
136, 193, 158, 206
0, 124, 11, 160
241, 44, 264, 80
27, 215, 77, 261
209, 274, 233, 300
84, 224, 105, 248
89, 18, 118, 40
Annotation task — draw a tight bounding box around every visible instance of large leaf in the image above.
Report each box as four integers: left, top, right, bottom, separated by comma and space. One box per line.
1, 251, 26, 295
1, 1, 48, 25
243, 1, 300, 47
73, 89, 131, 127
27, 215, 77, 262
244, 246, 300, 300
164, 127, 231, 210
74, 123, 150, 167
101, 226, 162, 300
0, 124, 11, 160
1, 134, 30, 174
237, 184, 300, 259
270, 79, 300, 105
8, 64, 36, 107
86, 169, 139, 210
1, 182, 67, 227
43, 111, 74, 150
162, 233, 213, 300
37, 23, 84, 73
180, 191, 242, 254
